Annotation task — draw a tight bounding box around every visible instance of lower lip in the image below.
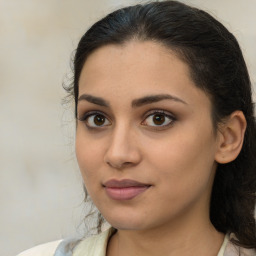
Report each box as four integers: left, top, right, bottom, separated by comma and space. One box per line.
104, 186, 150, 200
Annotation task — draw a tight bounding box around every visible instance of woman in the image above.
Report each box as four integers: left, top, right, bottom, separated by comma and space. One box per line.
18, 0, 256, 255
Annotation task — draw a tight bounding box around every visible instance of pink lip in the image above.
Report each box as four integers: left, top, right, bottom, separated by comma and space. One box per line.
103, 179, 151, 200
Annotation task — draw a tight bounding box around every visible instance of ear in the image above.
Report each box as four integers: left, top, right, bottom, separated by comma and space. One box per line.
215, 111, 247, 164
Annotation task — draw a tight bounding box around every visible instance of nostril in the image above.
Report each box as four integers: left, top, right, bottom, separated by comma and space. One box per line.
106, 161, 133, 169
123, 162, 133, 166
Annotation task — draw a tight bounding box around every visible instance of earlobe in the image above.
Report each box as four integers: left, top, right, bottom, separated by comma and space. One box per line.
215, 111, 247, 164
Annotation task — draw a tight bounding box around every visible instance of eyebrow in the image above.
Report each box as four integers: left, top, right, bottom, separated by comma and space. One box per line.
78, 93, 187, 108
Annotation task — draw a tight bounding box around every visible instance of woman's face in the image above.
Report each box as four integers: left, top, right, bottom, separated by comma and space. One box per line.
76, 41, 220, 231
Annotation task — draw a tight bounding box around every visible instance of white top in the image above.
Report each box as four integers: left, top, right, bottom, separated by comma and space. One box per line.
17, 228, 255, 256
17, 240, 62, 256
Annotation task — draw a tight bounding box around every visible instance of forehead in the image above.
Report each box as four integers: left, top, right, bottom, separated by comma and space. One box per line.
78, 40, 211, 109
79, 41, 188, 87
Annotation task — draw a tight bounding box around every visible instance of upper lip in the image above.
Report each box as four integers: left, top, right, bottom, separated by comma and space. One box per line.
103, 179, 151, 188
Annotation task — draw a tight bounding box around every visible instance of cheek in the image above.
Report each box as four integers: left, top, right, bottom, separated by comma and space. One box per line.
75, 129, 104, 184
146, 124, 216, 193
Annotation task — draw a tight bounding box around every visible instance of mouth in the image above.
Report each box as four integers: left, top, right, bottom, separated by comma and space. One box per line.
103, 179, 152, 200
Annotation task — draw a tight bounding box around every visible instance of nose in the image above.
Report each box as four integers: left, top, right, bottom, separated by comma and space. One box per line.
104, 124, 142, 169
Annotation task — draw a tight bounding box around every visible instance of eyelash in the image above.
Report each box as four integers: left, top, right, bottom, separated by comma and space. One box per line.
78, 110, 176, 130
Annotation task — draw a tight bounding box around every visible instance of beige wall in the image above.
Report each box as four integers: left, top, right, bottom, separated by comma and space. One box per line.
0, 1, 255, 255
183, 0, 256, 90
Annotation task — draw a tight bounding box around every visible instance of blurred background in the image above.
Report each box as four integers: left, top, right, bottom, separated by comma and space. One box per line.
0, 0, 255, 255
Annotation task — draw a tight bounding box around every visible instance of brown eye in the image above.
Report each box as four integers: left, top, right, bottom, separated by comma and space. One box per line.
94, 114, 105, 126
85, 113, 111, 127
153, 114, 166, 125
142, 111, 175, 127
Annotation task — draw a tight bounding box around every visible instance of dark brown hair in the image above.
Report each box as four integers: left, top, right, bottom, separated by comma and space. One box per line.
64, 0, 256, 249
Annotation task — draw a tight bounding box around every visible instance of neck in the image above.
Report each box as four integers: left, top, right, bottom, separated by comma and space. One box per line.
107, 210, 225, 256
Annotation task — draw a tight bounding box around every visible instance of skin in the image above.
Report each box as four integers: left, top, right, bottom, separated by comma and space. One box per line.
75, 41, 245, 256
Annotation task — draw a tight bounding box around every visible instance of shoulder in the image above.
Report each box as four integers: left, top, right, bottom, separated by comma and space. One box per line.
16, 227, 115, 256
17, 240, 62, 256
73, 227, 116, 256
222, 234, 256, 256
224, 242, 256, 256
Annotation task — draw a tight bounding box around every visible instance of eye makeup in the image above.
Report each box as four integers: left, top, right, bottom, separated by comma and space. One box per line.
77, 108, 177, 131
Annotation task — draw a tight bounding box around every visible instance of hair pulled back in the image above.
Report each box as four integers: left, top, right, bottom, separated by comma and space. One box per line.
65, 0, 256, 249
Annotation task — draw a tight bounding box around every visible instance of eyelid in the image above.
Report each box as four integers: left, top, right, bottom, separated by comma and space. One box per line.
141, 109, 176, 128
77, 110, 109, 121
77, 110, 112, 128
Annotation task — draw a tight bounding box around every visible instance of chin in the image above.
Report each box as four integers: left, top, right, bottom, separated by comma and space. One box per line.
110, 220, 146, 231
103, 211, 150, 231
